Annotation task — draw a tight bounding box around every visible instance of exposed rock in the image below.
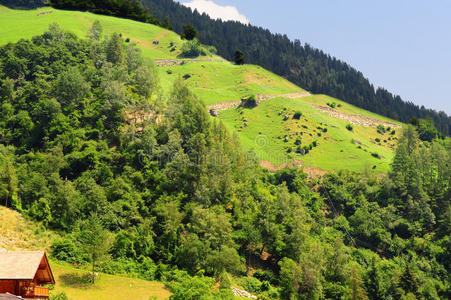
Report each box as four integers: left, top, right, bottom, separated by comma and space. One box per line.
231, 287, 257, 299
209, 109, 218, 117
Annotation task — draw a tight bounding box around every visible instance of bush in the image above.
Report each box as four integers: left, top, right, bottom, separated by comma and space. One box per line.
375, 138, 381, 143
294, 137, 302, 145
293, 111, 302, 120
51, 237, 82, 263
254, 270, 278, 285
241, 95, 257, 108
377, 124, 386, 134
49, 292, 68, 300
327, 102, 336, 108
371, 152, 381, 159
166, 270, 215, 300
391, 130, 396, 135
180, 39, 207, 58
346, 124, 353, 131
243, 277, 262, 293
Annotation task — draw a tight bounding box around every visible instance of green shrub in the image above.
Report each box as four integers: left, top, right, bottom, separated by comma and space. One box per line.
166, 270, 215, 300
180, 39, 207, 57
51, 237, 82, 263
243, 277, 262, 293
371, 152, 381, 159
49, 292, 68, 300
293, 111, 302, 120
377, 124, 386, 134
346, 124, 353, 131
375, 138, 381, 143
327, 102, 336, 108
254, 270, 278, 285
241, 95, 258, 108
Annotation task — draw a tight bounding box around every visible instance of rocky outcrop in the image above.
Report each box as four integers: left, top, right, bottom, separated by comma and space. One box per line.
231, 287, 257, 299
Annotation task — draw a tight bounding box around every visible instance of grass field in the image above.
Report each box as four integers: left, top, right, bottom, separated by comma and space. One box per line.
158, 61, 304, 105
0, 5, 406, 173
219, 95, 402, 172
0, 5, 184, 59
50, 261, 171, 300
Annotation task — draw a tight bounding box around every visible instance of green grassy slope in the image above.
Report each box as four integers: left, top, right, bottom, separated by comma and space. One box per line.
158, 61, 305, 105
0, 5, 405, 172
0, 5, 182, 59
51, 261, 171, 300
0, 206, 170, 299
219, 96, 402, 172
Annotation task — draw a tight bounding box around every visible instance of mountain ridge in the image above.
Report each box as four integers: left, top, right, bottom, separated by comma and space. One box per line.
142, 0, 451, 135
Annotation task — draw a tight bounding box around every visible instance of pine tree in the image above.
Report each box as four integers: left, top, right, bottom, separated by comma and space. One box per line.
234, 50, 245, 65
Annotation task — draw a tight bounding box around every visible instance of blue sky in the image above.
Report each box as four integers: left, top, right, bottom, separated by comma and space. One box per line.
179, 0, 451, 114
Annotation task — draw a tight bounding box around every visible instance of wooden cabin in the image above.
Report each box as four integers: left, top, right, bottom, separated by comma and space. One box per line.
0, 251, 54, 299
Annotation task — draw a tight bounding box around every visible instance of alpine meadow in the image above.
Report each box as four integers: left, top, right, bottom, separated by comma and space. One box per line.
0, 1, 449, 300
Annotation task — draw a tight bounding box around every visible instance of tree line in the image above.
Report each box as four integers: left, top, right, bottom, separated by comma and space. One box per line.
142, 0, 451, 136
0, 24, 449, 299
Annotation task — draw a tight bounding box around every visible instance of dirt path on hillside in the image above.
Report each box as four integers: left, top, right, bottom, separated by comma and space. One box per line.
206, 92, 310, 112
260, 160, 327, 178
311, 104, 401, 128
154, 59, 223, 66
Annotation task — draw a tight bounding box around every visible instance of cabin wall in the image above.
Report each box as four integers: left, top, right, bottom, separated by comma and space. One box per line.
0, 279, 16, 294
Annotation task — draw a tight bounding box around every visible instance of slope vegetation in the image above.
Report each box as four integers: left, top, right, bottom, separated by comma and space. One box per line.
0, 4, 404, 172
0, 206, 170, 299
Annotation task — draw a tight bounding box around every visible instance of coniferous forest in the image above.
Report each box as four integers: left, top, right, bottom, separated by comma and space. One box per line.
141, 0, 451, 136
0, 23, 449, 299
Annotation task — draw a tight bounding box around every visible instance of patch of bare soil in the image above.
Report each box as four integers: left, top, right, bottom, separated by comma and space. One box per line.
260, 160, 326, 178
206, 92, 310, 113
312, 104, 401, 128
256, 91, 310, 101
154, 59, 223, 67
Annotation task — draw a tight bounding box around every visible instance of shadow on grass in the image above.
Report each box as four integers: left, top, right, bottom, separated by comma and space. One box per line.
59, 272, 98, 289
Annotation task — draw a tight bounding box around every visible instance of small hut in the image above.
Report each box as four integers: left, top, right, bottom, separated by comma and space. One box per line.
0, 251, 55, 299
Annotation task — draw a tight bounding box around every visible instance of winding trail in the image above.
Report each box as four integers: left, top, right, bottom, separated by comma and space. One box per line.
206, 91, 310, 112
154, 58, 223, 66
310, 104, 401, 128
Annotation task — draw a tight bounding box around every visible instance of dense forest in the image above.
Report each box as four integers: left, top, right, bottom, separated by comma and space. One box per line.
142, 0, 451, 136
0, 24, 449, 299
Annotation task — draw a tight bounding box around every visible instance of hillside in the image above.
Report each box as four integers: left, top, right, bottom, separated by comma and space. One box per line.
0, 4, 405, 172
0, 206, 170, 299
143, 0, 451, 136
0, 5, 449, 300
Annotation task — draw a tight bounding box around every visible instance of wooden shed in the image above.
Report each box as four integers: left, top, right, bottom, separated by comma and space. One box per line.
0, 251, 54, 299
